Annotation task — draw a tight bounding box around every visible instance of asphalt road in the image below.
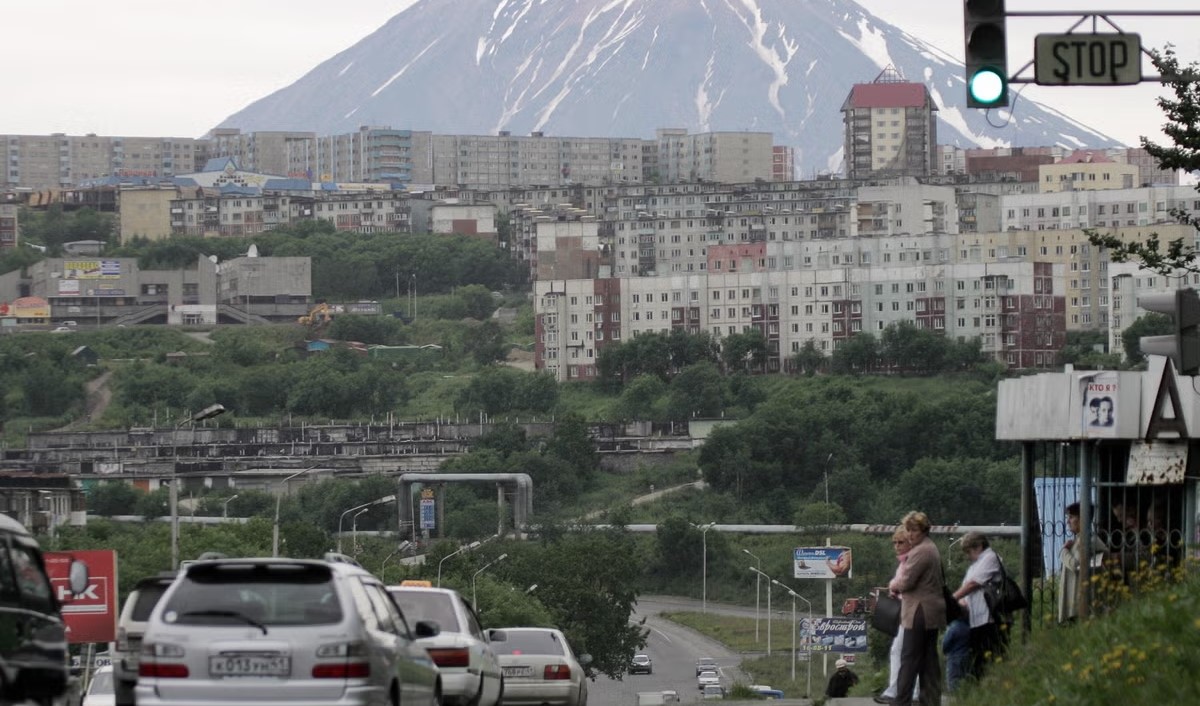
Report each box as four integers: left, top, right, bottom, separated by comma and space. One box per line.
588, 596, 752, 706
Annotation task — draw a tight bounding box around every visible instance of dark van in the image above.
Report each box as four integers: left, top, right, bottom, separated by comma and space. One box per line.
0, 514, 72, 705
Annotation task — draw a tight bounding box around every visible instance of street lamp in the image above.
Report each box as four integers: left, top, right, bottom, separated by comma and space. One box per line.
824, 452, 833, 506
743, 548, 762, 643
748, 566, 773, 656
380, 541, 412, 580
337, 495, 397, 554
438, 540, 482, 588
690, 522, 716, 613
351, 507, 370, 555
772, 579, 813, 695
171, 404, 227, 570
273, 466, 319, 557
221, 494, 238, 519
472, 553, 509, 612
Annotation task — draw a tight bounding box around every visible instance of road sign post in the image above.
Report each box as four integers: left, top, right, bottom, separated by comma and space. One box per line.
1034, 33, 1141, 85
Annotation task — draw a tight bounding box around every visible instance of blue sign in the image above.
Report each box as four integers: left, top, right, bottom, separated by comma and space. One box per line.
793, 546, 853, 579
799, 617, 868, 653
419, 498, 435, 530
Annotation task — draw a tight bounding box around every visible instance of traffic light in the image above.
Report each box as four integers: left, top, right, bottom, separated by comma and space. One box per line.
1138, 288, 1200, 375
963, 0, 1009, 108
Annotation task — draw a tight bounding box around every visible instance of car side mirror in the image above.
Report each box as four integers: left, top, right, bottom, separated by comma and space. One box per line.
414, 620, 440, 638
487, 629, 507, 642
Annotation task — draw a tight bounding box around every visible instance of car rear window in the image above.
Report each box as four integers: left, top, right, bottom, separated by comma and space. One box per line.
130, 582, 172, 621
387, 590, 461, 633
492, 630, 566, 656
162, 563, 341, 626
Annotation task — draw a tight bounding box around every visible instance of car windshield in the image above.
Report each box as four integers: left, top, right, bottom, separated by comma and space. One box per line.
633, 655, 650, 663
492, 630, 565, 656
388, 590, 461, 633
88, 671, 114, 694
161, 563, 341, 626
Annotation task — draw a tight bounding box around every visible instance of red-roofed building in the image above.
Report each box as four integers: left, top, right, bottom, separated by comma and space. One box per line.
841, 67, 938, 180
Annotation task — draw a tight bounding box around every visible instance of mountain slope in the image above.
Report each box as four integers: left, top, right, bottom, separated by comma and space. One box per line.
217, 0, 1119, 175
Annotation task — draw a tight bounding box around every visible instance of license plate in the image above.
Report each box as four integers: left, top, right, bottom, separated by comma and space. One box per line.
209, 655, 291, 677
503, 666, 534, 678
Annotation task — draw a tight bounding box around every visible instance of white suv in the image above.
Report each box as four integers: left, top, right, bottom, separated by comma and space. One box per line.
111, 571, 176, 706
136, 555, 442, 706
387, 585, 505, 706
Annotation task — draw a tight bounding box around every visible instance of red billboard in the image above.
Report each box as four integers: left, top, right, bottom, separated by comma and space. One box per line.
44, 550, 119, 644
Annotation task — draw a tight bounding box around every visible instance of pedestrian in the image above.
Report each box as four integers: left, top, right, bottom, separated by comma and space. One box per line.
1058, 502, 1106, 623
875, 528, 919, 704
949, 532, 1003, 686
825, 658, 859, 699
887, 511, 946, 706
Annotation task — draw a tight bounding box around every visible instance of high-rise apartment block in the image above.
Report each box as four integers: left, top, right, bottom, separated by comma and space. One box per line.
841, 69, 937, 180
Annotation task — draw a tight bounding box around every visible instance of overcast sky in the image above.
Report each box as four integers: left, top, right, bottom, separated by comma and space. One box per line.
3, 0, 1198, 149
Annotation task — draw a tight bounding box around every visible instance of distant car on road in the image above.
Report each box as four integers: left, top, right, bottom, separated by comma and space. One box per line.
488, 626, 590, 706
701, 684, 725, 700
629, 653, 652, 675
695, 658, 718, 676
697, 670, 721, 691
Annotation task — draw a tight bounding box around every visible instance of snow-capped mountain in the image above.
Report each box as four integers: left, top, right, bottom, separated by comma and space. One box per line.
216, 0, 1119, 175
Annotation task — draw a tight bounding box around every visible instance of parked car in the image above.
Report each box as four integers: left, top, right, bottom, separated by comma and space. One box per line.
387, 584, 505, 706
629, 653, 653, 675
111, 571, 177, 706
697, 670, 721, 690
83, 665, 117, 706
695, 657, 718, 676
0, 514, 82, 706
487, 627, 590, 706
136, 554, 442, 706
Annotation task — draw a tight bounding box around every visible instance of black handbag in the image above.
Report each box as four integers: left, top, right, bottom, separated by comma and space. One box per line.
943, 583, 964, 622
984, 560, 1028, 615
871, 591, 901, 636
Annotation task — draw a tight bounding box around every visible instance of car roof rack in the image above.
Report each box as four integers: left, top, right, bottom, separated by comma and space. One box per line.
323, 552, 362, 567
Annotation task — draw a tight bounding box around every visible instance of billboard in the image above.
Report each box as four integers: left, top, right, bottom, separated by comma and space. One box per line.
44, 550, 119, 643
63, 260, 121, 279
793, 546, 853, 579
799, 616, 869, 653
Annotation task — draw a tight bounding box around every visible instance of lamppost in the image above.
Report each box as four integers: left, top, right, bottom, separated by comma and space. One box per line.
336, 495, 397, 554
351, 507, 370, 556
380, 541, 412, 580
824, 452, 833, 505
171, 403, 226, 570
438, 540, 482, 588
748, 566, 773, 655
221, 494, 238, 519
691, 522, 716, 613
273, 466, 319, 557
772, 579, 813, 695
471, 553, 508, 612
743, 548, 762, 643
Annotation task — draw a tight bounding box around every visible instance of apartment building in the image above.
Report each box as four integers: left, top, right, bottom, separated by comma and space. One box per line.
654, 129, 775, 184
431, 132, 648, 188
207, 128, 316, 179
313, 127, 434, 184
1000, 185, 1200, 232
2, 133, 205, 189
773, 146, 796, 181
534, 256, 1065, 380
1038, 150, 1139, 193
0, 201, 16, 249
1107, 259, 1200, 354
841, 71, 937, 180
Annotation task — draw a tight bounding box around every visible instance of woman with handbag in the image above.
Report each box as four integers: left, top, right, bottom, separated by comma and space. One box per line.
875, 528, 920, 704
949, 532, 1003, 685
887, 511, 946, 706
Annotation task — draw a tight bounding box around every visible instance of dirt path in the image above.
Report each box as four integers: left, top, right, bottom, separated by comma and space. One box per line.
53, 370, 113, 431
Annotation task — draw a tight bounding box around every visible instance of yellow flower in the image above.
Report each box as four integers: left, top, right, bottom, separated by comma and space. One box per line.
1061, 663, 1074, 673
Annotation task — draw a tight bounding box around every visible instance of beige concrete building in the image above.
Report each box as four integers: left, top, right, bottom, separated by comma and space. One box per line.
2, 133, 205, 189
430, 131, 647, 188
206, 129, 316, 179
654, 129, 774, 184
314, 127, 434, 184
841, 71, 937, 180
1039, 150, 1139, 193
0, 201, 17, 249
118, 187, 177, 241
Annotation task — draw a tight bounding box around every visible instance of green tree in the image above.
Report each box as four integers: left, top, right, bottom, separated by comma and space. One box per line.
790, 339, 827, 376
1121, 312, 1173, 364
1087, 47, 1200, 273
664, 362, 725, 419
462, 320, 509, 366
458, 284, 498, 320
720, 329, 768, 373
615, 374, 667, 420
86, 483, 144, 517
830, 333, 879, 374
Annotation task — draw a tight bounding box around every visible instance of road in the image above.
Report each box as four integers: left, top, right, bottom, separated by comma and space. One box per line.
588, 596, 751, 706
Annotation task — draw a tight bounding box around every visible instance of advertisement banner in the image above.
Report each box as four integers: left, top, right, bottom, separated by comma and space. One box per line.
799, 616, 869, 653
793, 546, 853, 579
420, 498, 436, 530
58, 279, 81, 295
64, 260, 121, 279
44, 550, 119, 643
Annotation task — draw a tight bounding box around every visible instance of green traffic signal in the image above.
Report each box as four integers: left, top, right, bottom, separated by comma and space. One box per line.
968, 67, 1007, 106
